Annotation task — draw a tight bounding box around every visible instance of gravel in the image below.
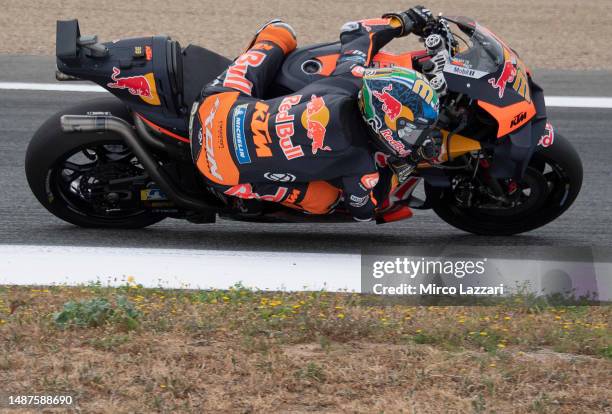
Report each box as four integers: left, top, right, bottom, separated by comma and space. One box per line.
0, 0, 610, 69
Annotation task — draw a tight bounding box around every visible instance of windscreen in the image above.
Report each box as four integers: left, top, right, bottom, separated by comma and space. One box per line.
448, 20, 505, 73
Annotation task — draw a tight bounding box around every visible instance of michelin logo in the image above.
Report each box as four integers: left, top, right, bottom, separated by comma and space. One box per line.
232, 104, 251, 165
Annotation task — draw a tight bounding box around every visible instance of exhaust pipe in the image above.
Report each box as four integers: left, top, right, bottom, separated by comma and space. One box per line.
60, 114, 219, 214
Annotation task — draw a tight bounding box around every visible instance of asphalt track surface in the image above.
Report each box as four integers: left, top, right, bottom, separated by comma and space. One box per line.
1, 56, 611, 254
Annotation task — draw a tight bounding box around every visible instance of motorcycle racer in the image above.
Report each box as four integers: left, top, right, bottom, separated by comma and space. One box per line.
190, 6, 440, 221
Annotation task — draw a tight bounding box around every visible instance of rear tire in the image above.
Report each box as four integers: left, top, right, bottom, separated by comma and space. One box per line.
25, 97, 166, 228
427, 133, 582, 235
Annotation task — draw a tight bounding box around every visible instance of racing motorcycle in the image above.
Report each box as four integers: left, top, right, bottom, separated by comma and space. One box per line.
25, 15, 583, 235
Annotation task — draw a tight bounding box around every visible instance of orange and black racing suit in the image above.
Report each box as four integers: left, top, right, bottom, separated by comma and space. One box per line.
190, 18, 404, 220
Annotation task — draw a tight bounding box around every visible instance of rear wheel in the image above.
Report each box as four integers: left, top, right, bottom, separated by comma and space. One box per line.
25, 97, 166, 228
426, 134, 582, 235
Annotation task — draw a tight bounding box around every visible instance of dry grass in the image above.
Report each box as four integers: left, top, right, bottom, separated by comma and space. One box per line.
0, 283, 610, 413
0, 0, 611, 69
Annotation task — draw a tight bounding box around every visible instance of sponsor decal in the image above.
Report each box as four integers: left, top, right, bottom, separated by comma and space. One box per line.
285, 189, 301, 204
374, 151, 390, 168
359, 18, 391, 32
264, 172, 297, 183
140, 189, 168, 201
301, 95, 331, 155
349, 194, 369, 208
351, 65, 377, 78
232, 104, 251, 164
107, 67, 161, 105
511, 61, 531, 102
251, 102, 272, 157
450, 65, 476, 77
275, 95, 304, 160
450, 58, 472, 68
203, 98, 222, 181
510, 111, 527, 128
252, 42, 273, 51
538, 122, 555, 148
381, 129, 410, 157
346, 50, 367, 59
223, 50, 267, 95
224, 183, 288, 202
360, 172, 380, 190
373, 84, 402, 121
145, 46, 153, 61
339, 50, 367, 65
445, 63, 490, 80
488, 60, 516, 99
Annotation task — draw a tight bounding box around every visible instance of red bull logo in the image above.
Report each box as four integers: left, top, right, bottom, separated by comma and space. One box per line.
108, 67, 151, 97
107, 67, 160, 105
488, 61, 517, 99
224, 184, 288, 203
301, 95, 331, 155
373, 84, 402, 121
538, 122, 555, 148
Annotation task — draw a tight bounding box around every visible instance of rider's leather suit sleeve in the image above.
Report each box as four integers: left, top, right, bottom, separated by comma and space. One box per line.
192, 19, 403, 221
208, 20, 297, 99
333, 18, 403, 76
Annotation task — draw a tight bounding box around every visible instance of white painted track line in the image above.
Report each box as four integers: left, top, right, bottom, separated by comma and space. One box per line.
0, 245, 360, 292
0, 82, 106, 93
1, 82, 612, 108
544, 96, 612, 109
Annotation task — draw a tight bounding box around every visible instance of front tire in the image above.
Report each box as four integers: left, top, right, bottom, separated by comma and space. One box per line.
25, 97, 166, 229
427, 133, 583, 236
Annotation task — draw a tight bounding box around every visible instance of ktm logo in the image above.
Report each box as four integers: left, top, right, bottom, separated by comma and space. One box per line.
203, 98, 222, 181
510, 111, 527, 127
251, 102, 272, 157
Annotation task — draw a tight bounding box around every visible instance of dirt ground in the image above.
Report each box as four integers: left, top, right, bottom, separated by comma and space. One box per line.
1, 285, 610, 413
0, 0, 611, 69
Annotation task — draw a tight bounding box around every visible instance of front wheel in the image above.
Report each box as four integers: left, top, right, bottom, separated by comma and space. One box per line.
25, 97, 166, 228
426, 133, 583, 236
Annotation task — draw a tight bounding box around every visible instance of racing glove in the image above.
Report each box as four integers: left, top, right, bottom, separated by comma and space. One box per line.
383, 5, 436, 37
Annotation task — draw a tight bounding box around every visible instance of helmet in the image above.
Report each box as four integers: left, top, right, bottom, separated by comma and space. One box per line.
358, 67, 439, 158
